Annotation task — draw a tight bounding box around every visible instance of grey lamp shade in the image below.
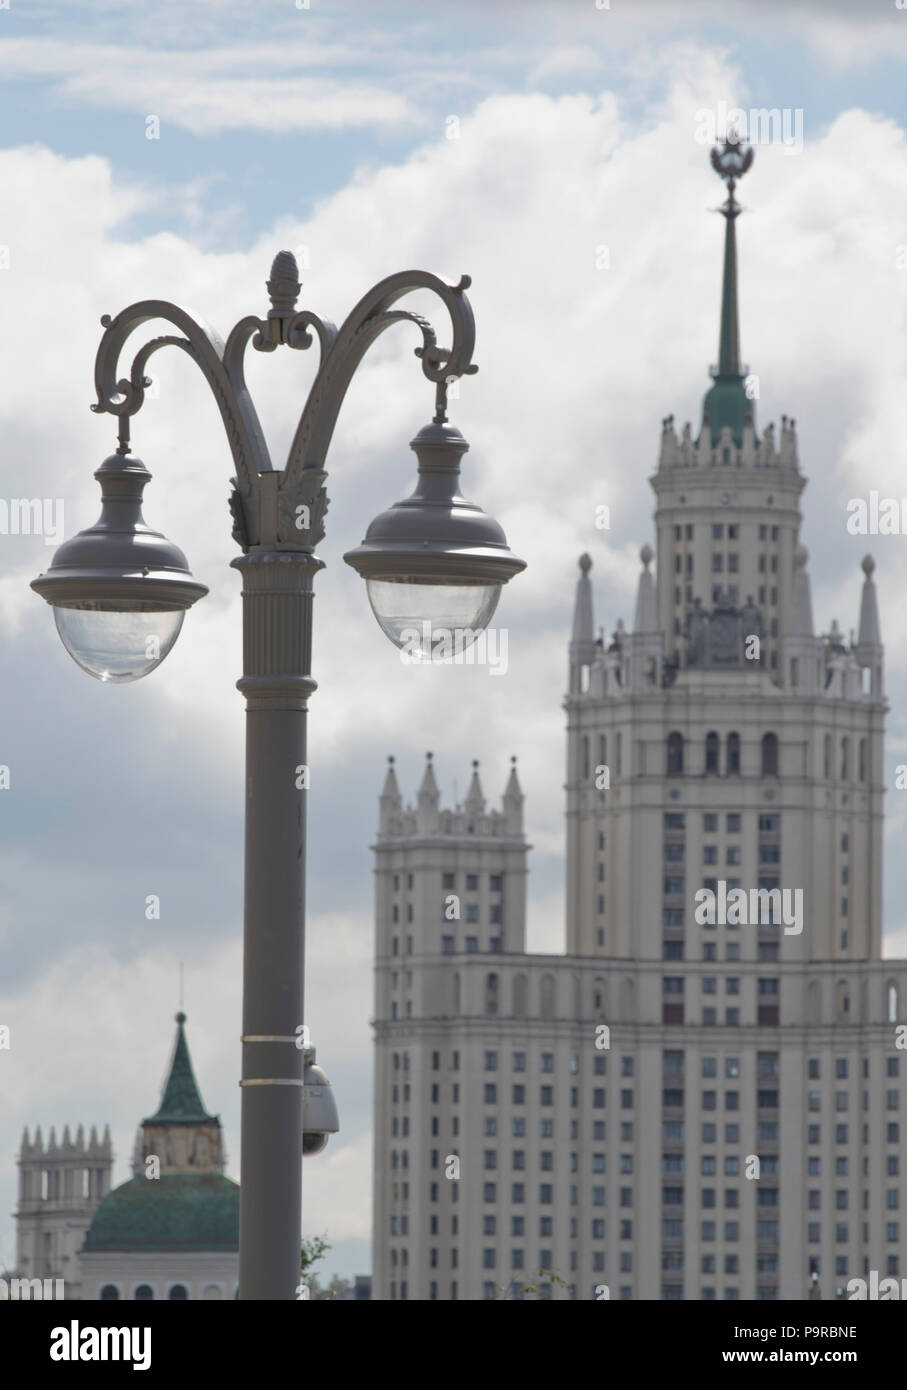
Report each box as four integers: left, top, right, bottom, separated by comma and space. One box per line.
342, 422, 525, 587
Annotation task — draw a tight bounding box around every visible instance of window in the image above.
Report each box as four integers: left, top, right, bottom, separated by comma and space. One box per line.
667, 732, 684, 776
706, 732, 719, 774
761, 733, 778, 776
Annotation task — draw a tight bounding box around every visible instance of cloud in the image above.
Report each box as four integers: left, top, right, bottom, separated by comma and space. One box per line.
6, 48, 907, 1275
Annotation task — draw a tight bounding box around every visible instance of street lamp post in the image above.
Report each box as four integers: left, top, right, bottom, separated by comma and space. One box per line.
31, 252, 525, 1299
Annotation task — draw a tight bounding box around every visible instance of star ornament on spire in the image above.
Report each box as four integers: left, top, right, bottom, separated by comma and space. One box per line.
710, 131, 754, 216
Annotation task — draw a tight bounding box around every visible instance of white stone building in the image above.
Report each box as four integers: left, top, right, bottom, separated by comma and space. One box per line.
370, 140, 907, 1301
15, 1013, 239, 1300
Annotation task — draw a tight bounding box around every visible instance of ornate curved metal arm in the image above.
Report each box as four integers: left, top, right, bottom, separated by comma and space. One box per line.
89, 254, 476, 552
284, 268, 476, 487
92, 300, 274, 497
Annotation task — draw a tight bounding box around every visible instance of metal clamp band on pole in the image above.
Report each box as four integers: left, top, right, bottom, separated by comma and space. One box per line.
239, 1078, 306, 1087
241, 1034, 302, 1043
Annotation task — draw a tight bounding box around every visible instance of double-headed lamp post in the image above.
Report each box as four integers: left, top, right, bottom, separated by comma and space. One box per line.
31, 252, 525, 1299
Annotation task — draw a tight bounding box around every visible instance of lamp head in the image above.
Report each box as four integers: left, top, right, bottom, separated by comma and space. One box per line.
343, 421, 525, 655
31, 450, 207, 682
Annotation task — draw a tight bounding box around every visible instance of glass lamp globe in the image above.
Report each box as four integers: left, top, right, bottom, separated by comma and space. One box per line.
53, 603, 186, 683
366, 579, 501, 658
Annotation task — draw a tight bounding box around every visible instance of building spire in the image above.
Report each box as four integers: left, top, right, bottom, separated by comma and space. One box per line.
569, 553, 598, 694
633, 544, 657, 634
702, 131, 755, 446
503, 755, 524, 834
791, 545, 814, 637
465, 759, 486, 815
856, 554, 883, 697
143, 1012, 216, 1125
416, 751, 440, 833
857, 554, 881, 649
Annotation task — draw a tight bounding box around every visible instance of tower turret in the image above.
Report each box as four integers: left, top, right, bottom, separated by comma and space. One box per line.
855, 553, 883, 697
569, 553, 597, 694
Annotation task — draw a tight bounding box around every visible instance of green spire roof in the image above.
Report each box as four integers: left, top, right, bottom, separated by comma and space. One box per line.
143, 1013, 217, 1126
701, 135, 756, 447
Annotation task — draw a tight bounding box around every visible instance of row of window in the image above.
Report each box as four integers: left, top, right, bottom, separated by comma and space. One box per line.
667, 731, 777, 776
665, 941, 780, 961
432, 1050, 633, 1075
664, 1090, 776, 1109
99, 1284, 193, 1300
481, 1051, 609, 1074
441, 873, 503, 892
671, 552, 780, 576
674, 584, 780, 608
665, 812, 780, 832
479, 1085, 611, 1106
664, 874, 781, 898
475, 1151, 608, 1172
441, 934, 502, 953
441, 903, 504, 923
672, 524, 780, 542
663, 978, 778, 995
667, 845, 779, 865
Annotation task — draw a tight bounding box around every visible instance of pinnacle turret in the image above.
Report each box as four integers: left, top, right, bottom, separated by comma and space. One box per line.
791, 545, 814, 637
465, 760, 486, 815
569, 554, 597, 693
633, 545, 657, 634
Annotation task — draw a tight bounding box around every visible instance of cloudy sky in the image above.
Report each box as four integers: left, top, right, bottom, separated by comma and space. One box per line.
3, 0, 907, 1284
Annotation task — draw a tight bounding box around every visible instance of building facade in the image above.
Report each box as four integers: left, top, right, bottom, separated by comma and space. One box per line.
15, 1013, 239, 1300
371, 140, 907, 1301
14, 1124, 113, 1300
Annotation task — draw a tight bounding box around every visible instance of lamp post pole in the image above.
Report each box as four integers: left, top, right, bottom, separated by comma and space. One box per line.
234, 545, 319, 1301
32, 251, 524, 1299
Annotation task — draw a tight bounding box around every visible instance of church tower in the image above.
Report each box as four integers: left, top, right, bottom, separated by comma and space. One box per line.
15, 1122, 112, 1298
565, 134, 887, 967
135, 1011, 226, 1178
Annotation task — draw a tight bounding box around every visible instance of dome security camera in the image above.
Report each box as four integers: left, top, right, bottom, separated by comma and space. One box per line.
302, 1045, 340, 1156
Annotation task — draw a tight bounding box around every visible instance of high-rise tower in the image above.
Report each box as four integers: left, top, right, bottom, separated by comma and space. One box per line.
371, 140, 907, 1302
566, 135, 886, 968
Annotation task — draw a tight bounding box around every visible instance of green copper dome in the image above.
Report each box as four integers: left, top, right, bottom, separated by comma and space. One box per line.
702, 375, 753, 448
83, 1173, 239, 1252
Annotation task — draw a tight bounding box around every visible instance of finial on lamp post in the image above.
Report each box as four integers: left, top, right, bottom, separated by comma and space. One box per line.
267, 250, 301, 315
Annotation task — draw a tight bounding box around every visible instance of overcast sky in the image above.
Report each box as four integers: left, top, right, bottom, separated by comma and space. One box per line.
3, 0, 907, 1283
